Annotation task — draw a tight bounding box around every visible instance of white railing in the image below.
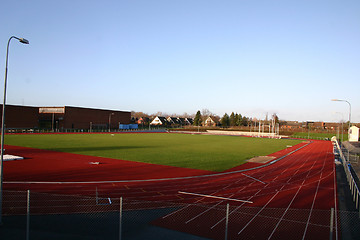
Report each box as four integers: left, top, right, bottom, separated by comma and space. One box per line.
332, 137, 360, 215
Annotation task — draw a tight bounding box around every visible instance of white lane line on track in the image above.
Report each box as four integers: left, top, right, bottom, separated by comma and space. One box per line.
205, 157, 289, 228
210, 143, 315, 230
237, 142, 320, 237
268, 150, 321, 239
184, 186, 248, 224
301, 149, 327, 240
178, 191, 254, 203
267, 180, 306, 239
302, 177, 322, 239
207, 163, 273, 229
241, 173, 266, 184
160, 178, 247, 219
210, 189, 262, 229
237, 191, 280, 235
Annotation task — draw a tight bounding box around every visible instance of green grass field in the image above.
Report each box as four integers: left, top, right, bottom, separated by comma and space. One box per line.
291, 132, 343, 140
5, 133, 302, 172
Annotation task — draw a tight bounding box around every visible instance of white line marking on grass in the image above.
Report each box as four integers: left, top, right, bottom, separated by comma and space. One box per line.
178, 191, 253, 204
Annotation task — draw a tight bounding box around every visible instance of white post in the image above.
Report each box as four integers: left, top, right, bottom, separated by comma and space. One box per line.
119, 197, 123, 240
329, 208, 334, 240
1, 36, 30, 225
26, 190, 30, 240
225, 203, 229, 240
96, 187, 98, 205
52, 113, 54, 132
353, 182, 357, 203
258, 121, 261, 137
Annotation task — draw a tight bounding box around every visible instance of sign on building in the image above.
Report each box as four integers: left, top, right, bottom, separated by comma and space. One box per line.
39, 107, 65, 114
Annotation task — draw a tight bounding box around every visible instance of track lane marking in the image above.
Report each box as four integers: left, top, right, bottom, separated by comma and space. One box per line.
301, 147, 327, 240
178, 191, 253, 203
238, 191, 280, 235
241, 173, 266, 184
236, 142, 318, 237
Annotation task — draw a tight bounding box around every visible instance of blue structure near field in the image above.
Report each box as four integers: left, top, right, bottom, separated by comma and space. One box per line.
119, 124, 138, 130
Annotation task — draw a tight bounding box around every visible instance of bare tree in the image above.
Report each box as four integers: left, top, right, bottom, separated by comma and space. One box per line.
201, 109, 212, 122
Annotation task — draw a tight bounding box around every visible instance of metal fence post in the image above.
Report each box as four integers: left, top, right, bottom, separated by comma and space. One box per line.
225, 203, 229, 240
26, 190, 30, 240
119, 197, 122, 240
96, 187, 98, 205
329, 208, 334, 240
353, 183, 357, 202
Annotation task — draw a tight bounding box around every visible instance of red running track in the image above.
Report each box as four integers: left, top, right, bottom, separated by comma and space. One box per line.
3, 140, 337, 239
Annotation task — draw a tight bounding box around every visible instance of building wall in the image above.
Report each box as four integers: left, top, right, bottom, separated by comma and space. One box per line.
0, 104, 39, 128
63, 106, 131, 129
0, 104, 131, 130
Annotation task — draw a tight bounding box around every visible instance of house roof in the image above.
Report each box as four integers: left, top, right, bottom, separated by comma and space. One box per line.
167, 117, 179, 124
206, 116, 220, 123
186, 118, 194, 124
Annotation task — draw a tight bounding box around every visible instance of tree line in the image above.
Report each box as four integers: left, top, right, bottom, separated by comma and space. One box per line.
131, 109, 279, 128
194, 110, 279, 127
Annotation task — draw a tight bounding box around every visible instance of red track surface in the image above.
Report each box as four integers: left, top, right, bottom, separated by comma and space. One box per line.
3, 139, 337, 239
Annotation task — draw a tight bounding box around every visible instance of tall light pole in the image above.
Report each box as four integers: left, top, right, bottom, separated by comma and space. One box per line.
333, 112, 344, 143
0, 36, 29, 225
331, 99, 352, 131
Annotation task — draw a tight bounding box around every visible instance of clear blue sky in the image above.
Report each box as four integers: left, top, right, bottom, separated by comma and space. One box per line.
1, 0, 359, 122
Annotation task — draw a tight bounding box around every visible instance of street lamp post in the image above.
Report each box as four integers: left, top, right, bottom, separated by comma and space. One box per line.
0, 36, 29, 225
331, 99, 352, 131
333, 112, 344, 143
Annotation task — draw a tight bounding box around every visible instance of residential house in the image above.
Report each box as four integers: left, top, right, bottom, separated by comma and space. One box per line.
167, 117, 181, 125
185, 118, 194, 125
204, 116, 220, 127
137, 117, 150, 126
150, 116, 168, 125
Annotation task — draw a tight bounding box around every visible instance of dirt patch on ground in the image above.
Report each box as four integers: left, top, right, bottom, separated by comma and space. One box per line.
247, 156, 276, 163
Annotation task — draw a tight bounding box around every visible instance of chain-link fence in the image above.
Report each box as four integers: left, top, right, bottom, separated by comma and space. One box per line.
333, 139, 360, 212
6, 127, 168, 134
1, 190, 360, 240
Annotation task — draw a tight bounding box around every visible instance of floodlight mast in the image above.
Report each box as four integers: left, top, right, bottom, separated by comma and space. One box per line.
331, 99, 351, 130
0, 36, 29, 225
